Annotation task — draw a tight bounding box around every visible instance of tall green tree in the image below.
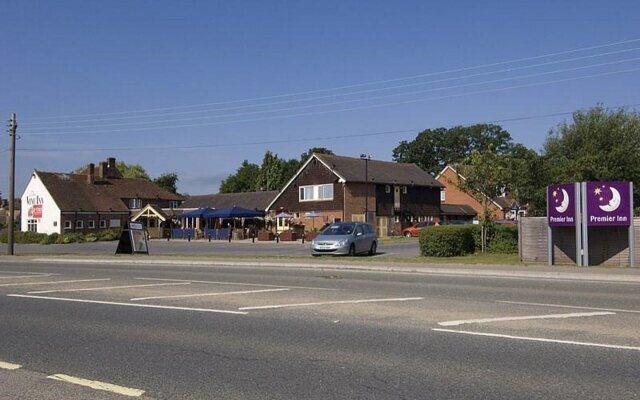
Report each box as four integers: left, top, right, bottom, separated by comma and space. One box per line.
219, 160, 260, 193
392, 124, 513, 175
153, 172, 179, 194
299, 147, 334, 162
116, 161, 150, 180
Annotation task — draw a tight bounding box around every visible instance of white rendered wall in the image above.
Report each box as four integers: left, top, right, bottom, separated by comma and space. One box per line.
21, 172, 62, 234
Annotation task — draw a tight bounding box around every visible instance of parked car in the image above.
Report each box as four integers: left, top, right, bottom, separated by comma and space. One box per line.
401, 221, 436, 237
311, 222, 377, 256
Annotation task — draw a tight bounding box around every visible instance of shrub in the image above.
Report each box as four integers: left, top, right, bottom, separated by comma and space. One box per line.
39, 233, 59, 245
84, 233, 99, 242
97, 228, 121, 241
61, 233, 84, 244
419, 225, 476, 257
488, 224, 518, 254
0, 231, 48, 244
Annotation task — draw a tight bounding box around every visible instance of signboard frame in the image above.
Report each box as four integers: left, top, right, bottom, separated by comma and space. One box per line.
115, 221, 149, 255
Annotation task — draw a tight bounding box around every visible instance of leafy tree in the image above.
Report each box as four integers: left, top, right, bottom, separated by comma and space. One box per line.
299, 147, 334, 162
502, 144, 546, 216
153, 173, 179, 194
392, 124, 513, 175
115, 161, 150, 180
220, 160, 260, 193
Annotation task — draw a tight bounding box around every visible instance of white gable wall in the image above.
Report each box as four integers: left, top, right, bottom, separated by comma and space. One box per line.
21, 172, 62, 234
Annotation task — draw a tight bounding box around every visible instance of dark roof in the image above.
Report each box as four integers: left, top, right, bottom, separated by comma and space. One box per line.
181, 191, 278, 211
440, 204, 478, 216
315, 154, 443, 188
493, 196, 514, 210
36, 171, 183, 212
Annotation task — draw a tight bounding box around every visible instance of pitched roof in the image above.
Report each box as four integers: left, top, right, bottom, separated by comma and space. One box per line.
36, 171, 183, 212
440, 203, 477, 216
181, 191, 278, 211
436, 165, 512, 210
315, 154, 443, 187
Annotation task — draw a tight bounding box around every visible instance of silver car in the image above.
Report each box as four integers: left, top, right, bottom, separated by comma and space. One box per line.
311, 222, 378, 256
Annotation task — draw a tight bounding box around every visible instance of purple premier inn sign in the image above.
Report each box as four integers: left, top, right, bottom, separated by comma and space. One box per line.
586, 181, 632, 226
547, 183, 576, 227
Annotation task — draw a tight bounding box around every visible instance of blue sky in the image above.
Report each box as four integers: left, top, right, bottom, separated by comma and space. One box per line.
2, 1, 639, 195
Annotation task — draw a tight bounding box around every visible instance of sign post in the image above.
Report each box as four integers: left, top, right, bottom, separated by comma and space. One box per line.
115, 221, 149, 255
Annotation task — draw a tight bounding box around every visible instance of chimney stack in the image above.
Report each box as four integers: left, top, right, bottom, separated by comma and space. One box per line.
98, 162, 108, 180
87, 163, 95, 184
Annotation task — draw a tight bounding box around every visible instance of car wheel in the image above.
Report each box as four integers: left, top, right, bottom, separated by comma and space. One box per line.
368, 241, 377, 256
348, 244, 356, 256
404, 231, 412, 238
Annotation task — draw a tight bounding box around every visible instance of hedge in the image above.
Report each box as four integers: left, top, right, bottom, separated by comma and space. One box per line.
419, 225, 476, 257
0, 228, 122, 245
487, 224, 518, 254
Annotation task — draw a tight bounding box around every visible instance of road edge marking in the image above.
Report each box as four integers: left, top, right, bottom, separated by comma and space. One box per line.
133, 277, 339, 291
28, 282, 191, 294
131, 288, 289, 301
7, 294, 248, 315
239, 297, 424, 310
0, 361, 22, 370
438, 311, 615, 326
48, 374, 145, 397
0, 278, 111, 288
432, 328, 640, 351
496, 300, 640, 314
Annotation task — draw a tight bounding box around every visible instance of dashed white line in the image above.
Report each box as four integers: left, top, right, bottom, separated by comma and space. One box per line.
496, 300, 640, 314
239, 297, 424, 310
438, 311, 615, 326
7, 294, 248, 315
131, 288, 290, 301
48, 374, 145, 397
0, 274, 56, 280
134, 277, 338, 291
0, 278, 111, 288
28, 282, 191, 294
0, 361, 22, 370
0, 271, 53, 275
432, 328, 640, 351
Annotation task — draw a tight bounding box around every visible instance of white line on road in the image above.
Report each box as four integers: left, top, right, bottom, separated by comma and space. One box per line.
239, 297, 424, 310
438, 311, 615, 326
28, 282, 191, 294
0, 278, 111, 288
0, 271, 52, 275
131, 288, 290, 301
48, 374, 145, 397
134, 277, 339, 291
496, 300, 640, 314
0, 361, 22, 370
0, 274, 56, 280
7, 294, 248, 315
432, 328, 640, 351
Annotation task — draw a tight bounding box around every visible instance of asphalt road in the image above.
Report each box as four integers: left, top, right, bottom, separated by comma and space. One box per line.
0, 238, 420, 257
0, 259, 638, 399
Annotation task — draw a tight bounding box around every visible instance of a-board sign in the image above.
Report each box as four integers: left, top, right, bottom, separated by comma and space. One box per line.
115, 221, 149, 255
547, 183, 576, 227
585, 181, 632, 226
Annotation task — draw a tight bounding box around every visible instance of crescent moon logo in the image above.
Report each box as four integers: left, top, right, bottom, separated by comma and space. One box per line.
599, 187, 621, 212
555, 188, 570, 213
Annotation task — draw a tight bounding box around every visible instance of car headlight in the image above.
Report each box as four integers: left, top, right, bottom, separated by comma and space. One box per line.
338, 239, 348, 246
311, 240, 316, 245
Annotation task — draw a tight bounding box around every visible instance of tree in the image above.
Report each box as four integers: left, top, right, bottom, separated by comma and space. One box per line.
114, 161, 150, 180
219, 160, 260, 193
153, 173, 179, 194
392, 124, 514, 175
299, 147, 334, 162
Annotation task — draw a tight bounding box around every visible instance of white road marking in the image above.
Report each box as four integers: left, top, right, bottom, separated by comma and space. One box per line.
239, 297, 424, 310
134, 277, 338, 291
48, 374, 145, 397
0, 274, 56, 280
0, 361, 22, 370
0, 278, 111, 287
496, 300, 640, 314
0, 271, 52, 275
131, 288, 289, 301
28, 282, 191, 294
7, 294, 248, 315
438, 311, 615, 326
432, 328, 640, 352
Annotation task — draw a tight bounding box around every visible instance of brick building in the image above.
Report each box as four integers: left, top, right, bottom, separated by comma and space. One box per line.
267, 153, 443, 236
21, 157, 184, 235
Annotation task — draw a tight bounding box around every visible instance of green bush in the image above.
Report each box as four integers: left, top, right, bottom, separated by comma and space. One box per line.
488, 224, 518, 254
60, 232, 84, 243
0, 231, 48, 244
84, 233, 98, 242
419, 225, 476, 257
97, 228, 121, 241
39, 233, 59, 245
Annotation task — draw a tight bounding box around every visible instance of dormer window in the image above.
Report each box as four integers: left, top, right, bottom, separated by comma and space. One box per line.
129, 198, 142, 209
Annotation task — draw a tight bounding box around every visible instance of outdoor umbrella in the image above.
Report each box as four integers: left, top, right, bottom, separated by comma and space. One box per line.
203, 206, 264, 219
175, 208, 214, 219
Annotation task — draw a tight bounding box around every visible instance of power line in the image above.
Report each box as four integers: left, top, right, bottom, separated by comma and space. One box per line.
23, 46, 640, 126
17, 102, 640, 153
26, 38, 640, 121
21, 66, 640, 136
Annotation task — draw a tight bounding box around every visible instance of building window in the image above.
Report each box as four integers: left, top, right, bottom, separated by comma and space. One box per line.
170, 201, 179, 209
385, 185, 391, 193
110, 219, 121, 228
440, 190, 445, 201
27, 219, 37, 232
53, 221, 58, 227
299, 184, 333, 202
99, 220, 107, 228
88, 220, 95, 229
129, 198, 142, 209
402, 186, 408, 194
64, 221, 72, 229
76, 220, 83, 229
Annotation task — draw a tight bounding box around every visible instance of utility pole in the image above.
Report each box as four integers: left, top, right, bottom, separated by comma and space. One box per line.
7, 113, 17, 255
360, 154, 372, 223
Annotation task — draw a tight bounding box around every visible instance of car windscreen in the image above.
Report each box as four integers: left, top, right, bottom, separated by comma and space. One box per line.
320, 223, 355, 236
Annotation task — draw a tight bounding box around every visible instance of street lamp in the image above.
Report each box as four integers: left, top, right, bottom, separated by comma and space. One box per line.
360, 154, 372, 223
